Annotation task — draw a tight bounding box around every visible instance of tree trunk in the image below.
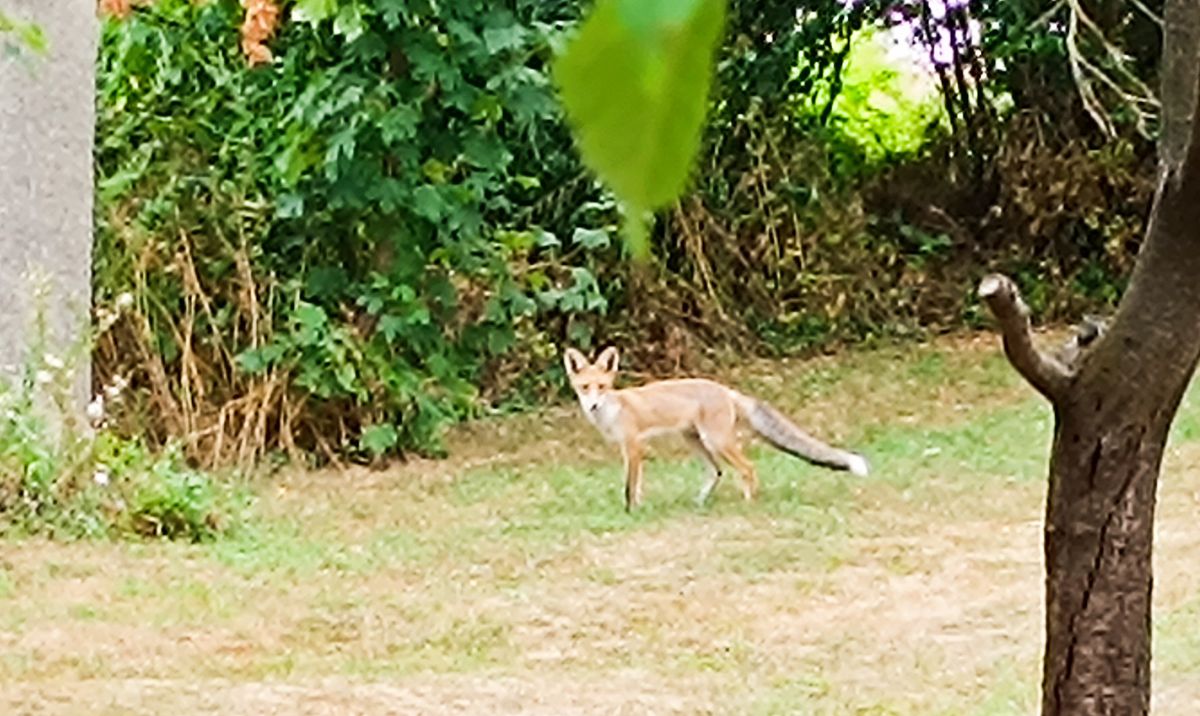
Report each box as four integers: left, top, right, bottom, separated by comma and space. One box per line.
0, 0, 97, 403
979, 2, 1200, 712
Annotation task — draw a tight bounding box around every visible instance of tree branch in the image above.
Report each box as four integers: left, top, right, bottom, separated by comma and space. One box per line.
1063, 0, 1161, 139
978, 274, 1073, 402
1161, 0, 1200, 177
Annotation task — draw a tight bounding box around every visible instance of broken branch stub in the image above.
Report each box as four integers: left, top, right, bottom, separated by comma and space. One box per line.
977, 273, 1073, 403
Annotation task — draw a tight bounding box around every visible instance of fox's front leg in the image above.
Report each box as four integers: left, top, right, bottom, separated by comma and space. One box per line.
621, 439, 644, 511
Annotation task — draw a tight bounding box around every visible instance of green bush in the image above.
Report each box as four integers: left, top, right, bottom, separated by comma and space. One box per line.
125, 446, 226, 541
804, 26, 946, 177
95, 0, 613, 462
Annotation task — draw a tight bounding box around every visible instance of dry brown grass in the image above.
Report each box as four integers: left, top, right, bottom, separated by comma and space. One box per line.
3, 333, 1200, 714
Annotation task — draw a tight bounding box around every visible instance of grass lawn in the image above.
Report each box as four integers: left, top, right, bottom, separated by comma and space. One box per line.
3, 332, 1200, 714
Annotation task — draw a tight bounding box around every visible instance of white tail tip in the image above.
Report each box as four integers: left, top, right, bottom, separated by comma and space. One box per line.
847, 454, 870, 477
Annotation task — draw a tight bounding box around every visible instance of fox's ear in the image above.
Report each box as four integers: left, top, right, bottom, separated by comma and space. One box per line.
563, 348, 588, 375
595, 346, 620, 373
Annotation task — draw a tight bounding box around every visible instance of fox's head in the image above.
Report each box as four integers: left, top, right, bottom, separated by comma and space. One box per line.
563, 346, 619, 415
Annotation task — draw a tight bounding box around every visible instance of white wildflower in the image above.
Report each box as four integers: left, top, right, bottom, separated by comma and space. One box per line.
43, 354, 64, 370
34, 370, 53, 385
96, 307, 118, 332
105, 375, 129, 400
115, 292, 134, 311
86, 395, 106, 425
93, 469, 110, 487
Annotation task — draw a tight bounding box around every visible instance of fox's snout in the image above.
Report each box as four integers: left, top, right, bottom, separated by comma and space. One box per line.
577, 391, 603, 413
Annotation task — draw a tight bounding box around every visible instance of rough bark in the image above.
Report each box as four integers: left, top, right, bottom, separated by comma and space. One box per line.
0, 0, 97, 402
979, 2, 1200, 712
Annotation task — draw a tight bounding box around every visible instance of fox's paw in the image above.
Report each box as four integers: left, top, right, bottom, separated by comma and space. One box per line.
847, 454, 870, 477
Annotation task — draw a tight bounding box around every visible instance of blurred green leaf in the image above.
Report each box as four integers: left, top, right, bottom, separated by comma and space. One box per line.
554, 0, 726, 258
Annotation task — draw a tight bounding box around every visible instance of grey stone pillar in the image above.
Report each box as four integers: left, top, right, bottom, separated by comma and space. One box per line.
0, 0, 97, 403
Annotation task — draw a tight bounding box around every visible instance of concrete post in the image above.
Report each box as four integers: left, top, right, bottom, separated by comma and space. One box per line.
0, 0, 97, 404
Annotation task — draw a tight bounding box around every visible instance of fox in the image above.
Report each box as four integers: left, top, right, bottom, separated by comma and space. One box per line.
563, 346, 870, 511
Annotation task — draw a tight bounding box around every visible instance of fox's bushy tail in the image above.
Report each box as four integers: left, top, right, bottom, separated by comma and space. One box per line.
734, 394, 869, 476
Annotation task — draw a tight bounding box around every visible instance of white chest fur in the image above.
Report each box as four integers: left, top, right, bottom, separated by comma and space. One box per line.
583, 395, 624, 442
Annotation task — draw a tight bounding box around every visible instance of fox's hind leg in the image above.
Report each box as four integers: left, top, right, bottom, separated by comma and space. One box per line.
685, 429, 722, 505
714, 438, 758, 501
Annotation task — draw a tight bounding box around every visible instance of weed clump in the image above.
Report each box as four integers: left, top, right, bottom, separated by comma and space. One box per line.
0, 284, 245, 542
